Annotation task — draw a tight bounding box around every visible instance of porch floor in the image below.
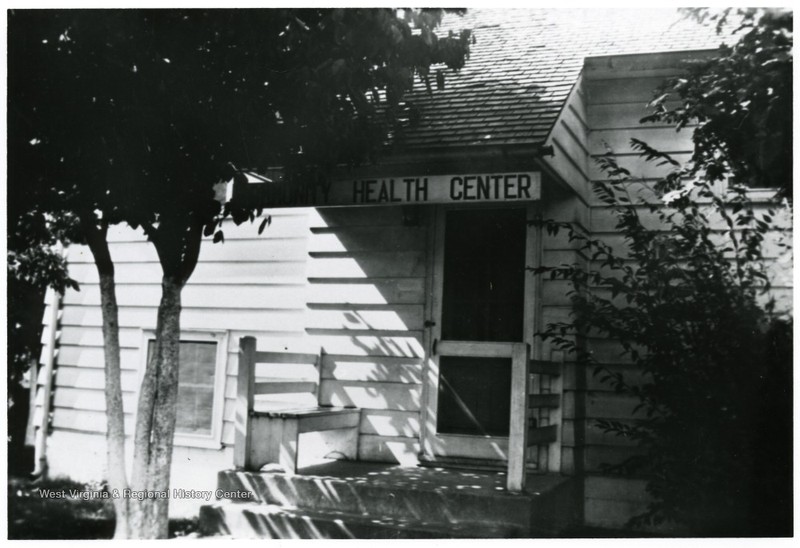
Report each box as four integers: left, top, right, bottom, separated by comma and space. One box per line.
202, 460, 580, 538
295, 459, 568, 497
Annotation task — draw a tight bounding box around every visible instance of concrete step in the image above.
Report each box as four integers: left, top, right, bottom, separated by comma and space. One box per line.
199, 502, 524, 539
214, 463, 576, 534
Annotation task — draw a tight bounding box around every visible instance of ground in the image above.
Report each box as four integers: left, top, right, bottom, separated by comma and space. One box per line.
7, 475, 197, 540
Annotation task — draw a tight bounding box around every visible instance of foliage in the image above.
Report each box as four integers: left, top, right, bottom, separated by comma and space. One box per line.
7, 207, 81, 455
7, 476, 197, 539
9, 9, 471, 254
533, 10, 792, 534
534, 144, 791, 534
8, 8, 470, 538
645, 8, 792, 200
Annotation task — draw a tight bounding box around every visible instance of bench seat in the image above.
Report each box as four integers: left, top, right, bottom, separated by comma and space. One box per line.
235, 337, 361, 474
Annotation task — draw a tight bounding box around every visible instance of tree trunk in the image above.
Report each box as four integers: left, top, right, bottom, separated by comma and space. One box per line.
83, 223, 131, 539
129, 275, 183, 538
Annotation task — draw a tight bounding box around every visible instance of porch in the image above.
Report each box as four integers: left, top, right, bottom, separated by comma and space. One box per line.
199, 460, 580, 538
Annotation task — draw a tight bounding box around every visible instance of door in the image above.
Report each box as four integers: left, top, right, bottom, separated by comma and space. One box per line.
423, 205, 536, 462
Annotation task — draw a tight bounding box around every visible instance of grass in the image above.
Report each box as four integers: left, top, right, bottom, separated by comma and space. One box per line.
8, 475, 198, 539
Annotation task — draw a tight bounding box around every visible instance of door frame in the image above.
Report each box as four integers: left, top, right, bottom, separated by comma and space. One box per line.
419, 201, 542, 463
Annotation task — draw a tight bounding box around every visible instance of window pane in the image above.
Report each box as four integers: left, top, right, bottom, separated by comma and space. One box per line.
441, 208, 527, 342
147, 339, 217, 436
437, 356, 511, 436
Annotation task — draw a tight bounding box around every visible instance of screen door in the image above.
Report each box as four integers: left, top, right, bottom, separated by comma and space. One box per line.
424, 206, 531, 460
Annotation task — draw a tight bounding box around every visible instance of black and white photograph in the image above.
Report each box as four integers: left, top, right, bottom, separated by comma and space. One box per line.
5, 5, 793, 540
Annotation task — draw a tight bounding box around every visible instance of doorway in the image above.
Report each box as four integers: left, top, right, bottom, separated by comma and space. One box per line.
423, 205, 537, 461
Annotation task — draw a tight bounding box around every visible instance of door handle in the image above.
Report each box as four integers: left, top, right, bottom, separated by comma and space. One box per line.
432, 338, 438, 356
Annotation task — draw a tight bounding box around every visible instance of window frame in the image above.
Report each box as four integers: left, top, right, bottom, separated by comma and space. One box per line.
137, 329, 229, 449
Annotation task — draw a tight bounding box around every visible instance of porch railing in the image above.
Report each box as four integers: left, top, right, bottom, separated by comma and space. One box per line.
436, 341, 560, 492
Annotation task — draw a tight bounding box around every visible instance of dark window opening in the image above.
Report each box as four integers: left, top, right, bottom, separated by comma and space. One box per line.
438, 356, 511, 436
441, 208, 527, 342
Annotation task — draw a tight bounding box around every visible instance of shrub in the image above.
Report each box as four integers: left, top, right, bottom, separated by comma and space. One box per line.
533, 143, 792, 535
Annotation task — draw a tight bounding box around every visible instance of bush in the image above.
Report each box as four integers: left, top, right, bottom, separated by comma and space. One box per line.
534, 144, 792, 535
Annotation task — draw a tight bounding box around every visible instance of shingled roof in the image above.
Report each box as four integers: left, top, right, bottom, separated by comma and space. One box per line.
394, 8, 724, 151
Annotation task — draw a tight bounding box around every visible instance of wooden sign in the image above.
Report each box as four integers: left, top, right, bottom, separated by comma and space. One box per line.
234, 172, 541, 208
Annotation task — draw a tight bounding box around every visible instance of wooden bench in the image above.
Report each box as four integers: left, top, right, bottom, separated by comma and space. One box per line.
234, 336, 360, 473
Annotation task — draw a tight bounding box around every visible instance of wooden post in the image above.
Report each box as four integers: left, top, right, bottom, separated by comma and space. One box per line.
25, 357, 39, 447
234, 336, 256, 469
507, 342, 531, 492
33, 285, 61, 477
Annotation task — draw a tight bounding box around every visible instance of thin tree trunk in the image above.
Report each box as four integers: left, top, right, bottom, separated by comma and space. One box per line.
130, 275, 183, 538
83, 222, 131, 539
128, 217, 201, 538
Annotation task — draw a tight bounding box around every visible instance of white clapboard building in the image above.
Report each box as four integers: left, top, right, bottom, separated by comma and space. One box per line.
32, 9, 791, 536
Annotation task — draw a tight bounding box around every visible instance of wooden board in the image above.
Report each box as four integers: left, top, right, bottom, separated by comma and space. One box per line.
359, 409, 421, 437
54, 366, 139, 392
66, 237, 308, 264
312, 334, 425, 358
589, 126, 694, 156
585, 76, 674, 105
321, 355, 423, 384
319, 380, 421, 411
61, 306, 306, 333
61, 283, 307, 310
306, 252, 426, 278
307, 279, 424, 305
357, 434, 420, 465
307, 306, 424, 331
308, 226, 426, 253
53, 386, 137, 413
67, 260, 308, 285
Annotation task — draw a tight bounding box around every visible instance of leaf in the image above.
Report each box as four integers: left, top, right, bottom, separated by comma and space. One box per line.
258, 217, 269, 235
213, 230, 224, 244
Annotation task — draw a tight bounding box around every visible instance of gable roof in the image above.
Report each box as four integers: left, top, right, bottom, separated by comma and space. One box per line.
394, 8, 724, 152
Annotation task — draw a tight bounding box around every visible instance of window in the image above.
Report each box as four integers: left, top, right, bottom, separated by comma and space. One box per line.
139, 330, 228, 448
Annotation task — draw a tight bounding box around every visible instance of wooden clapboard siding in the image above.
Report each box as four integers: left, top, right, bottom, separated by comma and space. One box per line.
359, 410, 421, 437
53, 387, 138, 413
588, 152, 693, 183
51, 346, 141, 371
319, 381, 421, 411
306, 279, 424, 305
54, 326, 143, 350
67, 260, 309, 285
306, 252, 426, 278
585, 75, 672, 106
307, 206, 426, 462
580, 52, 794, 528
48, 211, 313, 444
321, 355, 423, 384
60, 305, 306, 333
67, 237, 308, 265
538, 84, 593, 472
100, 209, 311, 243
588, 101, 678, 130
541, 75, 591, 205
589, 126, 695, 156
51, 408, 136, 434
307, 306, 424, 331
62, 282, 307, 310
357, 434, 420, 464
55, 366, 139, 393
308, 225, 426, 252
